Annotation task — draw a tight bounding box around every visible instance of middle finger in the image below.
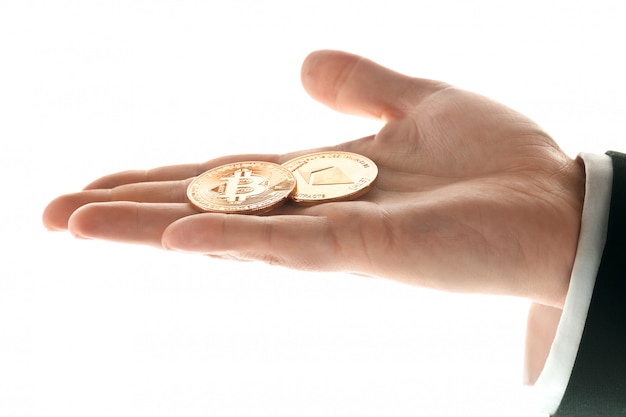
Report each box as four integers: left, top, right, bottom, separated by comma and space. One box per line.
43, 179, 192, 230
68, 202, 197, 247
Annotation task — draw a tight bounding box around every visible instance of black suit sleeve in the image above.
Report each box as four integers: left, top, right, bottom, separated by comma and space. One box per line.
553, 151, 626, 416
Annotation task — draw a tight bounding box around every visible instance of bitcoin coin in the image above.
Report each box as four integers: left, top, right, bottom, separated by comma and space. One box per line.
187, 161, 297, 214
282, 151, 378, 205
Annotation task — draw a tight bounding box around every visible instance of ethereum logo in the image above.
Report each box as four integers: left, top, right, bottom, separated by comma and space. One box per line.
298, 165, 354, 185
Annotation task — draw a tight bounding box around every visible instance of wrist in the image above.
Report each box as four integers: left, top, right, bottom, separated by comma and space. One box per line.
554, 157, 586, 306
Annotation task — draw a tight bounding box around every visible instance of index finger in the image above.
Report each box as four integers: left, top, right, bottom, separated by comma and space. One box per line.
83, 153, 283, 190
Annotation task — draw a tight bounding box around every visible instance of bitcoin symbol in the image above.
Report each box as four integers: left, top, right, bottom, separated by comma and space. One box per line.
219, 168, 268, 202
187, 161, 297, 213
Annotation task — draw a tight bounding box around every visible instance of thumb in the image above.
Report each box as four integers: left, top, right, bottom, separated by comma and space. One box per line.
162, 213, 348, 271
300, 50, 445, 121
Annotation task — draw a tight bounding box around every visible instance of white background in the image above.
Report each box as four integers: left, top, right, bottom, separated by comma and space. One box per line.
1, 1, 625, 416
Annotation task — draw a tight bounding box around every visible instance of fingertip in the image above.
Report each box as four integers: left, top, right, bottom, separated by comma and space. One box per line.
42, 195, 74, 231
66, 203, 98, 239
42, 190, 112, 232
301, 49, 447, 121
42, 203, 63, 231
161, 219, 185, 251
300, 49, 412, 120
301, 49, 357, 84
300, 49, 364, 109
161, 214, 214, 253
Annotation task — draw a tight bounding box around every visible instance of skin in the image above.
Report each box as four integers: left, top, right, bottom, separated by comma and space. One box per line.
43, 51, 585, 377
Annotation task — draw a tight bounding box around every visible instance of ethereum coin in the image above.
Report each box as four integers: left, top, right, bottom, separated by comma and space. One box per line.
282, 151, 378, 205
187, 161, 297, 214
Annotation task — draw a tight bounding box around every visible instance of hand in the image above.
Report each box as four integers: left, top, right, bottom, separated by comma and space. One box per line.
43, 50, 584, 308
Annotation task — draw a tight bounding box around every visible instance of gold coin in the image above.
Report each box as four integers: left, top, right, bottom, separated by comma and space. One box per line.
187, 161, 297, 214
282, 151, 378, 206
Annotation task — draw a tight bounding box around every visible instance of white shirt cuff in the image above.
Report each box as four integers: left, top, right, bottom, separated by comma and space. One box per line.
531, 152, 613, 414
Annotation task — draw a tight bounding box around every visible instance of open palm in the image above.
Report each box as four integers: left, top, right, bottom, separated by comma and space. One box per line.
43, 50, 584, 308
